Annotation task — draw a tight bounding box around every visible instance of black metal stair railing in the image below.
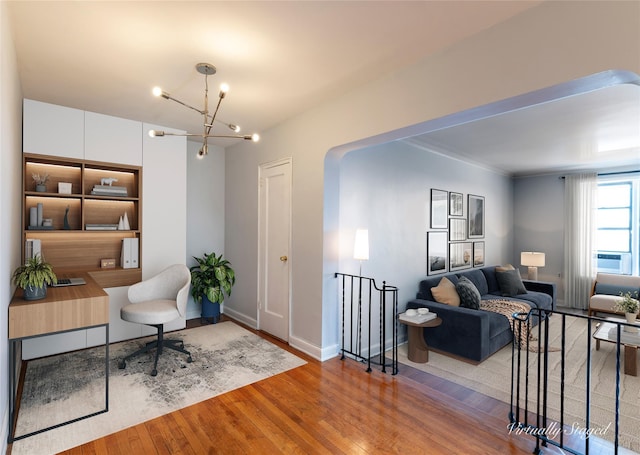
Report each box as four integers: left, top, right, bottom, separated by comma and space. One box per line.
334, 273, 398, 374
510, 308, 632, 455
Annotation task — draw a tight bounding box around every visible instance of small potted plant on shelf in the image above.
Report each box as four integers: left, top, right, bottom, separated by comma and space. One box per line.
32, 172, 50, 192
614, 291, 639, 331
190, 252, 236, 324
11, 254, 57, 300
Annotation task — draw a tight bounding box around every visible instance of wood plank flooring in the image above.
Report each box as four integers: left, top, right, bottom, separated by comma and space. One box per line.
9, 317, 614, 454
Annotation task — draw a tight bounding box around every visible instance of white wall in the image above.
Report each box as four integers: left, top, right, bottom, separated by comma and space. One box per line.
185, 139, 226, 319
224, 1, 640, 359
0, 2, 23, 450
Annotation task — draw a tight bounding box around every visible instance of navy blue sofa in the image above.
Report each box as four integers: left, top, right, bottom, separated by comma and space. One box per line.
406, 266, 556, 363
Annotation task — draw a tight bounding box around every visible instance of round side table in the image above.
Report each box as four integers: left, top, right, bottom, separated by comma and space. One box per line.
399, 316, 442, 363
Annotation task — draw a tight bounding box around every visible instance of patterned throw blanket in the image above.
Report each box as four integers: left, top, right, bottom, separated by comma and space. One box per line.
480, 299, 544, 351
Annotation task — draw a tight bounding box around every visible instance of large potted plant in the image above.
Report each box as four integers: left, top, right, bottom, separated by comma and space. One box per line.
12, 254, 57, 300
190, 252, 235, 323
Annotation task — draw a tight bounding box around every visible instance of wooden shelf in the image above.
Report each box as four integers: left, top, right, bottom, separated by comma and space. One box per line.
23, 154, 142, 288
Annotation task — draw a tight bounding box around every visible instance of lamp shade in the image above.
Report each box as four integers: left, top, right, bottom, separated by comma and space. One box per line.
353, 229, 369, 261
521, 252, 545, 267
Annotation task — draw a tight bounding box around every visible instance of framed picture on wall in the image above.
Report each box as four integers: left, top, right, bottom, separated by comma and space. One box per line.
473, 241, 485, 267
427, 231, 448, 275
449, 192, 463, 216
449, 218, 466, 241
450, 241, 473, 271
430, 189, 448, 229
468, 194, 485, 239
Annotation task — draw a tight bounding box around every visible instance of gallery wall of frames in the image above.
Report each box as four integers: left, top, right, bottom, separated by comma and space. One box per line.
427, 188, 485, 275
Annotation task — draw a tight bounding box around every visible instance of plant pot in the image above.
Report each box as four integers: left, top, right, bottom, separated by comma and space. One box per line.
201, 295, 221, 324
35, 184, 47, 192
23, 284, 47, 301
624, 312, 638, 333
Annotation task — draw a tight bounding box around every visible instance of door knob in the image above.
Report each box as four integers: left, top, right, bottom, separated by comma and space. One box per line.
280, 256, 288, 262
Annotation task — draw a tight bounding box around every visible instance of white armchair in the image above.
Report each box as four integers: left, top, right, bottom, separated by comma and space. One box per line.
118, 264, 192, 376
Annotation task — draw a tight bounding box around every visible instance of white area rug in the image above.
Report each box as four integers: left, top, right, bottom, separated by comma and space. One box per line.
396, 315, 640, 453
12, 322, 306, 455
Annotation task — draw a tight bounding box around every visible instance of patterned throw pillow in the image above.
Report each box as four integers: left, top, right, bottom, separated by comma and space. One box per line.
456, 276, 481, 310
431, 277, 460, 306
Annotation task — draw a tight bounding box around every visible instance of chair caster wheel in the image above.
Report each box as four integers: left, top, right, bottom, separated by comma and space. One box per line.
119, 360, 126, 369
151, 369, 157, 377
187, 356, 193, 363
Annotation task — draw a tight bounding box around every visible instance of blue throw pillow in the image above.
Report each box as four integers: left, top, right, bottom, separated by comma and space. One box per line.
456, 276, 481, 310
594, 283, 639, 299
496, 269, 527, 297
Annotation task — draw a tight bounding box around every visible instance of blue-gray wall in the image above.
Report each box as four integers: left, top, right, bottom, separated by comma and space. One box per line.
338, 140, 515, 311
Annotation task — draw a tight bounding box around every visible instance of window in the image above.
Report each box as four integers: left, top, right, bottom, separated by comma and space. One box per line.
596, 176, 639, 275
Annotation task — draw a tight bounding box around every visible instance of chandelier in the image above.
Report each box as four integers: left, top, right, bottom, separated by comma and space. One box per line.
148, 62, 259, 158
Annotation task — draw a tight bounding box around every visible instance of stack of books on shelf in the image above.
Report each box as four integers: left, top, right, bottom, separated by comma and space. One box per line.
399, 310, 437, 324
86, 223, 119, 231
91, 184, 128, 197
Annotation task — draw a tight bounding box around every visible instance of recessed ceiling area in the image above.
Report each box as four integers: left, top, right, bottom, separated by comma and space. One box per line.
403, 79, 640, 177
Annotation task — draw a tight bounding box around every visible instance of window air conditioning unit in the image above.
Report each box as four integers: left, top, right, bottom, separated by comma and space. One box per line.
596, 252, 632, 275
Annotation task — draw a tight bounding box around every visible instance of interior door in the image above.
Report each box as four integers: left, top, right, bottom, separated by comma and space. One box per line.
258, 158, 292, 341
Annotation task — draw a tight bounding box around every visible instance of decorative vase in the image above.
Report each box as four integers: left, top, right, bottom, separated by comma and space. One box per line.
35, 184, 46, 192
23, 284, 47, 301
624, 312, 638, 333
201, 295, 221, 324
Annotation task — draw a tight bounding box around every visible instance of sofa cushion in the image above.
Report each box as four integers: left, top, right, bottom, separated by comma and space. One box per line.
496, 269, 527, 297
495, 264, 516, 272
590, 294, 623, 314
456, 276, 481, 309
457, 269, 489, 295
431, 277, 460, 306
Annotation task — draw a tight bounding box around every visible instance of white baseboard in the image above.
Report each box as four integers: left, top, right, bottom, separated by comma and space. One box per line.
222, 307, 257, 329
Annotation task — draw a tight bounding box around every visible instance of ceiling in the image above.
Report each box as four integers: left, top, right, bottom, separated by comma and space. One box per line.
7, 1, 639, 176
405, 82, 640, 177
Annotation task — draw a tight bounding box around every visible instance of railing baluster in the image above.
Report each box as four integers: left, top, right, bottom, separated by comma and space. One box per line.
335, 273, 398, 375
510, 309, 628, 455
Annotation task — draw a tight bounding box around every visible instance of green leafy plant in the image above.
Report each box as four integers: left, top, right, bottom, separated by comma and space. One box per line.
12, 254, 57, 288
189, 252, 235, 304
614, 291, 639, 314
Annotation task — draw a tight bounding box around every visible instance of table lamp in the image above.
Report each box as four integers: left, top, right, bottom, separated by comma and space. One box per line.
353, 229, 369, 276
521, 251, 545, 280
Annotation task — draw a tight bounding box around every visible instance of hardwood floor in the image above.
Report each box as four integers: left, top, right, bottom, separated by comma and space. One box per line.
10, 317, 612, 454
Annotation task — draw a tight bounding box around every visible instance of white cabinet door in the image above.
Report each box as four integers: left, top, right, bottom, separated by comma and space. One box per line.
85, 111, 142, 166
23, 99, 84, 158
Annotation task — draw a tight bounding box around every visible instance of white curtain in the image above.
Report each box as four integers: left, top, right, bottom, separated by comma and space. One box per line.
563, 172, 597, 309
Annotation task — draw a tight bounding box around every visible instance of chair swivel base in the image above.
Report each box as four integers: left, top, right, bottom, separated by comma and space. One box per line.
118, 326, 193, 376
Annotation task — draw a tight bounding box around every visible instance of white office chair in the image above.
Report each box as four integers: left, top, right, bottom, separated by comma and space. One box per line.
118, 264, 192, 376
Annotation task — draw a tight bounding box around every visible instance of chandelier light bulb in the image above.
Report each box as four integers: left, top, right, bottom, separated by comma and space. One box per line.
152, 86, 163, 97
229, 123, 240, 132
251, 133, 260, 142
220, 83, 229, 94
